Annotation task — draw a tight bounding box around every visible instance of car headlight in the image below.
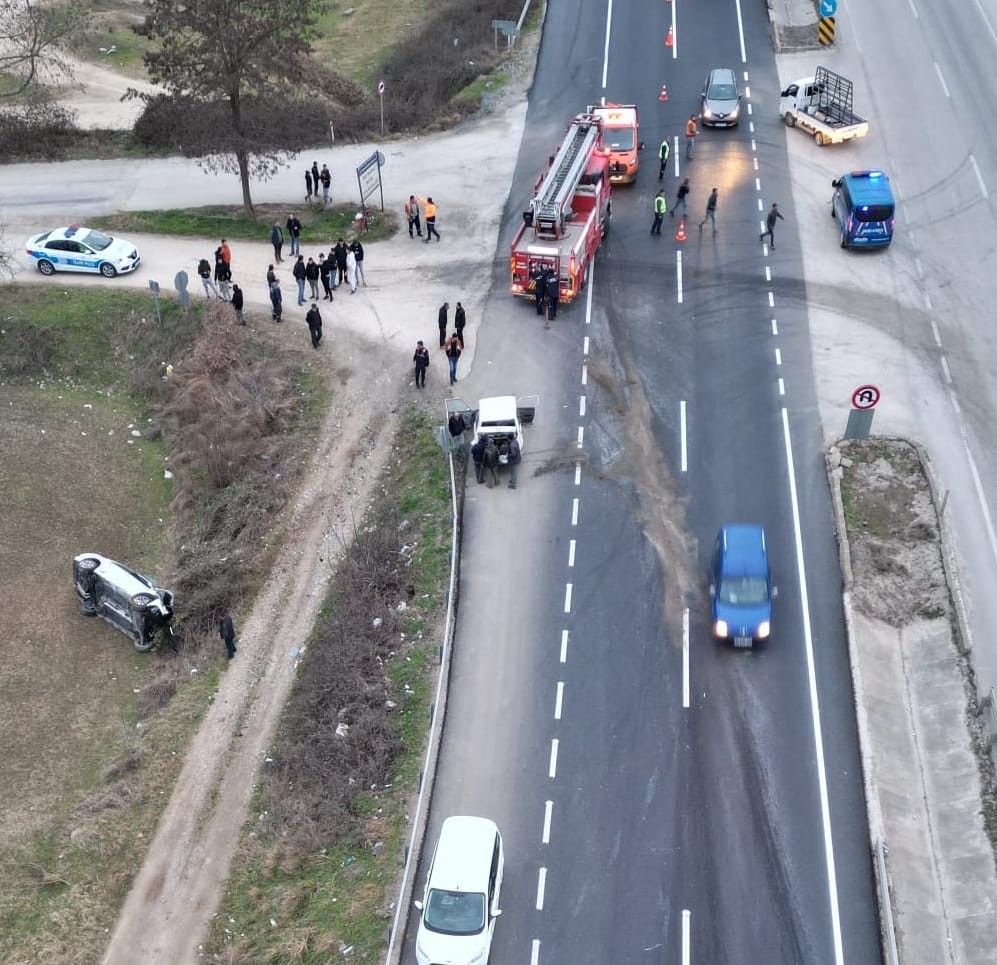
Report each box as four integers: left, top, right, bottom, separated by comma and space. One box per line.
702, 107, 714, 118
756, 621, 770, 639
714, 619, 728, 637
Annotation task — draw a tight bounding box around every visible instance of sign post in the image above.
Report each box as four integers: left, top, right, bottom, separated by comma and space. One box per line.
356, 150, 386, 228
377, 78, 385, 137
844, 383, 880, 439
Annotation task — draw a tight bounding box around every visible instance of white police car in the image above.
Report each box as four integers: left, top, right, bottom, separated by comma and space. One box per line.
25, 225, 141, 277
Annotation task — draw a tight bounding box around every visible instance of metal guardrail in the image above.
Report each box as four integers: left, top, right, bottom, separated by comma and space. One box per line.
876, 838, 900, 965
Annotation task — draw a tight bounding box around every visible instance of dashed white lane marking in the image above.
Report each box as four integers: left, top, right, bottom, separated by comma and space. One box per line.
771, 318, 778, 335
676, 250, 684, 304
581, 363, 588, 386
583, 335, 590, 355
753, 156, 758, 171
768, 291, 775, 308
765, 265, 772, 282
682, 608, 690, 709
542, 800, 553, 844
934, 61, 951, 98
941, 355, 952, 383
907, 0, 919, 18
576, 426, 584, 448
548, 739, 559, 778
568, 540, 576, 567
746, 102, 753, 116
748, 120, 755, 134
751, 137, 757, 151
554, 682, 564, 720
679, 400, 688, 473
778, 377, 786, 396
564, 583, 573, 613
574, 463, 582, 486
757, 197, 763, 211
682, 909, 692, 964
930, 320, 942, 346
571, 498, 579, 525
560, 630, 569, 663
579, 395, 586, 417
775, 348, 782, 366
970, 154, 990, 199
536, 867, 548, 910
531, 939, 541, 965
755, 177, 761, 191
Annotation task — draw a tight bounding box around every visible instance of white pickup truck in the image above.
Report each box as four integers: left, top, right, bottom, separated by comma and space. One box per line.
779, 65, 868, 146
448, 395, 538, 474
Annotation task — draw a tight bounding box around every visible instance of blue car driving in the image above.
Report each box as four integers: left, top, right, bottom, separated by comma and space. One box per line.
709, 524, 776, 648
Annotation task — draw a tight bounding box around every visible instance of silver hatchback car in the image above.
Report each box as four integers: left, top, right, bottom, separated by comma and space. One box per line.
701, 68, 742, 127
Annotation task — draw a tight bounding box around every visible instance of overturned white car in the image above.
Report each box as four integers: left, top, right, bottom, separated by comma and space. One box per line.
73, 553, 175, 652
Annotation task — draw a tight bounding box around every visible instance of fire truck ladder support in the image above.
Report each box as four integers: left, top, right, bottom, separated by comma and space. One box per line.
531, 118, 601, 237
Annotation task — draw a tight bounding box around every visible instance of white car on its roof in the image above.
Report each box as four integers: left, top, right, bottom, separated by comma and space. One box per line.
25, 225, 141, 277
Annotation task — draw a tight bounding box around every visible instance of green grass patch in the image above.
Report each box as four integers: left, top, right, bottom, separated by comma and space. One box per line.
206, 411, 454, 962
452, 70, 509, 112
90, 203, 399, 244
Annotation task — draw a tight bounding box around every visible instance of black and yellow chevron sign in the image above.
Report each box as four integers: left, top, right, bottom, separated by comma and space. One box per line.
819, 16, 836, 45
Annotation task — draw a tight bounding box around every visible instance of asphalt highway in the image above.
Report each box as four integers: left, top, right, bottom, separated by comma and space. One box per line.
401, 1, 883, 963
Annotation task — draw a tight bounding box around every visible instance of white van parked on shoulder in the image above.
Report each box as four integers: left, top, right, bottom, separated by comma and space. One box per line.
415, 815, 504, 965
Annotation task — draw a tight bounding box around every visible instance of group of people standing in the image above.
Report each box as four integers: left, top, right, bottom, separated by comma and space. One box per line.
413, 301, 467, 387
530, 265, 560, 328
196, 239, 246, 324
404, 195, 441, 242
304, 161, 333, 206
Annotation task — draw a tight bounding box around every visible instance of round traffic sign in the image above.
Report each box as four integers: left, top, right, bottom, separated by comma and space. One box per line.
377, 79, 385, 96
819, 0, 837, 16
851, 384, 880, 410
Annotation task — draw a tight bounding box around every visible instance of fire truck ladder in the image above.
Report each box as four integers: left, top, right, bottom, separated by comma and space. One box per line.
530, 116, 601, 238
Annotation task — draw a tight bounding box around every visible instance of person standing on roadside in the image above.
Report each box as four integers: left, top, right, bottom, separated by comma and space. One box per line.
422, 196, 441, 242
319, 164, 332, 205
220, 238, 232, 271
699, 187, 719, 233
219, 612, 236, 660
651, 190, 667, 235
334, 239, 348, 287
269, 278, 283, 322
305, 168, 313, 202
445, 333, 462, 385
658, 136, 671, 180
305, 302, 323, 348
345, 246, 358, 293
685, 114, 698, 159
231, 284, 245, 324
292, 254, 307, 305
454, 301, 466, 347
437, 302, 449, 347
266, 264, 277, 288
760, 202, 785, 248
305, 256, 320, 300
471, 435, 486, 484
197, 256, 219, 298
270, 221, 284, 262
672, 177, 690, 219
286, 213, 302, 256
319, 253, 334, 300
448, 409, 467, 455
406, 195, 422, 238
311, 161, 320, 198
506, 436, 521, 489
214, 245, 232, 301
350, 239, 366, 287
413, 340, 430, 388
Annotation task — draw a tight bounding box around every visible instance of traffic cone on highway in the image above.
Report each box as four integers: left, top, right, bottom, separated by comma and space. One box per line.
675, 218, 687, 242
665, 26, 673, 46
659, 84, 668, 102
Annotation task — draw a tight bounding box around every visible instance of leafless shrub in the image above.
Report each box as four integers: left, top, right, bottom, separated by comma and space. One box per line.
137, 675, 179, 719
0, 316, 59, 375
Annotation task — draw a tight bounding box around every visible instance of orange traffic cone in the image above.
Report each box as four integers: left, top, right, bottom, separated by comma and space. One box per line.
659, 84, 668, 102
675, 218, 686, 242
665, 26, 673, 46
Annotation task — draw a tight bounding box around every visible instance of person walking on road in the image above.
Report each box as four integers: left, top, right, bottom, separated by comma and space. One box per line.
699, 187, 719, 234
651, 190, 667, 235
445, 333, 462, 384
506, 436, 521, 490
413, 340, 430, 388
406, 195, 423, 238
672, 178, 690, 218
350, 239, 366, 287
270, 221, 284, 262
760, 202, 785, 248
219, 612, 236, 660
231, 284, 245, 324
197, 257, 219, 299
292, 255, 307, 305
685, 115, 698, 159
437, 302, 449, 347
483, 439, 500, 488
658, 137, 670, 180
305, 303, 323, 349
454, 302, 466, 347
423, 196, 441, 241
286, 213, 302, 256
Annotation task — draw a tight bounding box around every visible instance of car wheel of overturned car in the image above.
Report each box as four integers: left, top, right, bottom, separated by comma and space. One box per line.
78, 556, 101, 571
37, 259, 56, 276
131, 592, 154, 610
99, 262, 118, 278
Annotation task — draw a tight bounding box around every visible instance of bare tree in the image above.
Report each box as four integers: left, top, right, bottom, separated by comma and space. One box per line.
0, 0, 85, 99
133, 0, 329, 215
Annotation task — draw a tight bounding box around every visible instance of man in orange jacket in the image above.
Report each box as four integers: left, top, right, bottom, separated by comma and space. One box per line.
685, 115, 698, 160
419, 196, 441, 242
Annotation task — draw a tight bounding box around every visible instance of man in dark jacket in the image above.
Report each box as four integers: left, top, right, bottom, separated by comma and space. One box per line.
333, 239, 348, 287
413, 340, 430, 388
270, 221, 284, 262
292, 254, 307, 305
545, 271, 560, 324
437, 302, 449, 347
231, 284, 245, 324
448, 410, 467, 455
286, 213, 302, 255
214, 246, 232, 301
219, 612, 236, 659
269, 279, 282, 322
506, 436, 521, 489
471, 435, 486, 483
454, 302, 466, 346
305, 303, 323, 348
349, 239, 366, 287
305, 256, 320, 299
319, 253, 334, 300
445, 334, 462, 384
483, 439, 500, 488
532, 264, 547, 316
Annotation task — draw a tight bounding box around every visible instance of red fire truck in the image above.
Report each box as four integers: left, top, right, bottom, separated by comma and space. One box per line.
509, 113, 612, 306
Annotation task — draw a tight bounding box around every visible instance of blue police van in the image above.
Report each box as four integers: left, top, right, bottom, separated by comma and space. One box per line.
830, 169, 895, 249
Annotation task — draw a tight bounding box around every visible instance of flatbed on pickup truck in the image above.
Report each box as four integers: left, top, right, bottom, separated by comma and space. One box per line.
779, 66, 868, 146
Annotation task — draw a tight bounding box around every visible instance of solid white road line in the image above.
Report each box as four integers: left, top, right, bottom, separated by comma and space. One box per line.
735, 0, 747, 61
548, 739, 559, 778
676, 250, 684, 304
560, 629, 569, 663
555, 681, 564, 720
682, 608, 690, 709
682, 909, 691, 965
601, 0, 613, 89
679, 400, 688, 473
542, 800, 553, 843
536, 868, 547, 910
780, 407, 845, 964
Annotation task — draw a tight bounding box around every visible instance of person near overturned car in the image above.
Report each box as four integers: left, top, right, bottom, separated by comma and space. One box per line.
483, 438, 500, 488
506, 435, 521, 490
448, 409, 467, 455
413, 340, 430, 388
219, 612, 236, 660
471, 434, 487, 484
